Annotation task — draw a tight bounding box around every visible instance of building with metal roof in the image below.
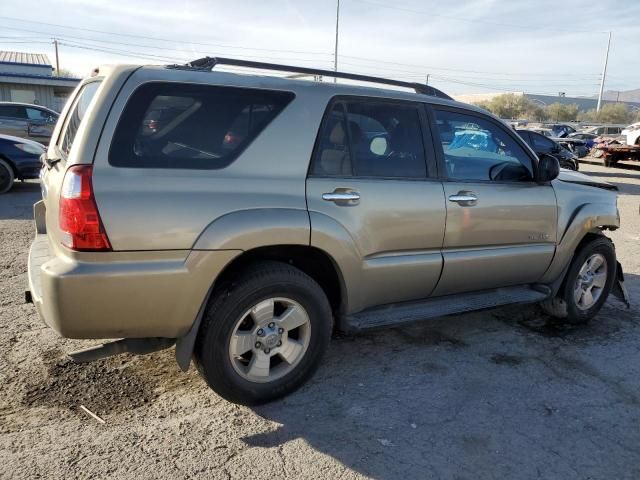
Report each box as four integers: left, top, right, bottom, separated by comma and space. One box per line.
0, 50, 81, 112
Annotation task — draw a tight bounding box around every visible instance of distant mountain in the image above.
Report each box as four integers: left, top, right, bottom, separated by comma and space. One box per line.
598, 88, 640, 103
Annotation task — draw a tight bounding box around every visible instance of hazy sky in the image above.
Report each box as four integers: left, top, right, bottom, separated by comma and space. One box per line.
1, 0, 638, 96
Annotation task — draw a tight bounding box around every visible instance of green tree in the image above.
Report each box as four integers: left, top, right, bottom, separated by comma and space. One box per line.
579, 103, 633, 124
471, 93, 540, 120
545, 103, 579, 122
54, 68, 78, 78
524, 103, 547, 122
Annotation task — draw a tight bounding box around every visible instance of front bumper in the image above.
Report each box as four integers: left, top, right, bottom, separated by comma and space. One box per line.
27, 202, 240, 339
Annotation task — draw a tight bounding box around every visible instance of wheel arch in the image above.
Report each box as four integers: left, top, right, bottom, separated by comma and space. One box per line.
175, 244, 347, 371
540, 200, 618, 286
0, 154, 19, 178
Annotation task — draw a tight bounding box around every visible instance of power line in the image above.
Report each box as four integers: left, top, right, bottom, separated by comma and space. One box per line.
0, 25, 336, 65
339, 54, 601, 78
0, 18, 609, 80
349, 0, 610, 34
0, 16, 333, 56
338, 61, 601, 84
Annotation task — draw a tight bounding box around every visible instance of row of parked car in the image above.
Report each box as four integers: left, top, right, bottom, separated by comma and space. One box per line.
0, 102, 59, 193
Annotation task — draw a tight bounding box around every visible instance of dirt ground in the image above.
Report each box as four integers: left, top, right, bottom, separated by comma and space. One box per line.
1, 162, 639, 480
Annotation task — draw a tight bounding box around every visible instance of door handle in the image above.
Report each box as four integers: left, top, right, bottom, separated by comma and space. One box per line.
448, 191, 478, 206
322, 190, 360, 205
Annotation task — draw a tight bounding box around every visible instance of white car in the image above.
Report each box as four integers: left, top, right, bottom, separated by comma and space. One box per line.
623, 122, 640, 146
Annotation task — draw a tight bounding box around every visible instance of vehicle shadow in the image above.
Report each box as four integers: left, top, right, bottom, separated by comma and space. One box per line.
0, 181, 40, 220
241, 279, 637, 479
581, 169, 640, 196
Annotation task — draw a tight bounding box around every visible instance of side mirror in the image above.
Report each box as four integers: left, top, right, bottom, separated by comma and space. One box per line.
537, 154, 560, 183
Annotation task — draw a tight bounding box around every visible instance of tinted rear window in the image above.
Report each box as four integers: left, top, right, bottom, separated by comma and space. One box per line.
0, 105, 27, 119
109, 83, 294, 169
59, 81, 101, 155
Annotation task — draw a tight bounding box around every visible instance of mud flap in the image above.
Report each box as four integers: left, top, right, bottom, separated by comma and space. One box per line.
175, 284, 214, 372
612, 261, 631, 308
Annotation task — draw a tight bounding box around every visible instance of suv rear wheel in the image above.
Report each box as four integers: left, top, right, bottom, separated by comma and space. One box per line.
195, 261, 332, 405
541, 236, 616, 324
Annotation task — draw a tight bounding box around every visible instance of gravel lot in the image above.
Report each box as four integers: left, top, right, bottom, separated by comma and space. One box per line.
1, 162, 639, 480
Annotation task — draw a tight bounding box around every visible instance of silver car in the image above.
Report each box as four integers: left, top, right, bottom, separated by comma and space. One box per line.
28, 58, 628, 405
0, 102, 59, 144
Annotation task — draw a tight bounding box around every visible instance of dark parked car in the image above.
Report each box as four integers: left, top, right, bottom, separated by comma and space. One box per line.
0, 134, 45, 194
517, 129, 578, 170
544, 123, 577, 138
555, 137, 589, 158
568, 132, 598, 149
0, 102, 59, 144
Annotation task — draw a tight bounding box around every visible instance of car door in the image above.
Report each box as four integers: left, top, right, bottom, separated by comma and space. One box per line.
25, 107, 56, 143
306, 97, 446, 312
429, 106, 557, 296
0, 105, 29, 138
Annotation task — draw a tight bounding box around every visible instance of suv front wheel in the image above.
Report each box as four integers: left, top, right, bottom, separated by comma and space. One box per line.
541, 236, 616, 324
195, 262, 332, 405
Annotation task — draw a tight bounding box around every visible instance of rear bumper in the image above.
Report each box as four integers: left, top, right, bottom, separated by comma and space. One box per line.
28, 202, 240, 339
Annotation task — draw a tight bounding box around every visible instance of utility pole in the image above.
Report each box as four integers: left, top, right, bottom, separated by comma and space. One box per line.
426, 74, 430, 86
334, 0, 340, 83
596, 31, 612, 112
53, 38, 60, 75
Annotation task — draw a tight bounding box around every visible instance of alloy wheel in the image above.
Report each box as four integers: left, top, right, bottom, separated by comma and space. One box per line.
574, 253, 607, 310
228, 297, 311, 383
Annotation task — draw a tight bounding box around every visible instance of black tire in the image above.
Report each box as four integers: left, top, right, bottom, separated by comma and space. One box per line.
543, 236, 616, 324
194, 261, 332, 405
0, 159, 15, 194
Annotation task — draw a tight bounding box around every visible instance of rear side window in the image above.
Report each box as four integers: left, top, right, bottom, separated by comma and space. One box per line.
59, 81, 101, 155
311, 99, 427, 178
0, 105, 27, 119
109, 83, 294, 169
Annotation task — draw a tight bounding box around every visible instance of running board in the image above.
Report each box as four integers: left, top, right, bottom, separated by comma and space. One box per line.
343, 285, 551, 332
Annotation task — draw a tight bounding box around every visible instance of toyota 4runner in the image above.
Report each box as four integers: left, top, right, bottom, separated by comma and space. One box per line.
28, 58, 629, 405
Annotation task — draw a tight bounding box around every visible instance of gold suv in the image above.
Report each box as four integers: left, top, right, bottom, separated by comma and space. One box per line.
28, 58, 628, 405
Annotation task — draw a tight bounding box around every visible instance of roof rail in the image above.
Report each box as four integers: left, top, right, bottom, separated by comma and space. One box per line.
167, 56, 452, 100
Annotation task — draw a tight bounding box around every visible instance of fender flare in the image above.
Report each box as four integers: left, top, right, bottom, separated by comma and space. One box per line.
192, 208, 310, 250
177, 208, 314, 371
540, 202, 619, 285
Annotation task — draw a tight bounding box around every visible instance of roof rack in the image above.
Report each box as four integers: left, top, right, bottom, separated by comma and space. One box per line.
167, 56, 452, 100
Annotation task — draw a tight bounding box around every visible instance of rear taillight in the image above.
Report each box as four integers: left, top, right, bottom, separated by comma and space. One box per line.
59, 165, 111, 251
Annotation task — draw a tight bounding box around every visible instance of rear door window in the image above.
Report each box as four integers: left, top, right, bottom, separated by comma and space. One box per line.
109, 83, 294, 169
0, 105, 27, 119
311, 99, 428, 178
59, 81, 101, 155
